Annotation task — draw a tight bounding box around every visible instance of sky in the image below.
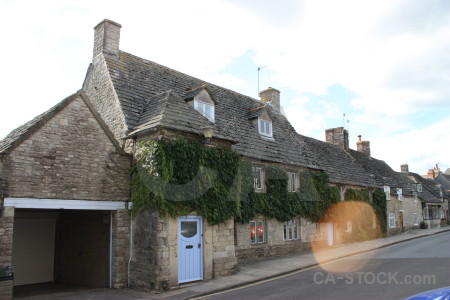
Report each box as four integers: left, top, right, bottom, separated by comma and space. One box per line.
1, 0, 449, 175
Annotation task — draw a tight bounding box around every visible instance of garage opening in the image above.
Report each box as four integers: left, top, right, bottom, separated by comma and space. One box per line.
12, 209, 111, 291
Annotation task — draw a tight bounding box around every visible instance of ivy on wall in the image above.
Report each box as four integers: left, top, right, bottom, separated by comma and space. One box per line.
131, 138, 240, 225
131, 138, 358, 225
372, 190, 387, 234
344, 188, 387, 235
344, 188, 370, 202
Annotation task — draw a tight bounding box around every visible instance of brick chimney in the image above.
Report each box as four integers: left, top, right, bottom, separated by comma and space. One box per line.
325, 127, 349, 151
356, 135, 371, 157
400, 164, 409, 173
260, 87, 280, 112
93, 19, 122, 59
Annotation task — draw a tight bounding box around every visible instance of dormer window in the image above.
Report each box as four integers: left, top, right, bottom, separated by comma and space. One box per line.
194, 100, 214, 122
259, 119, 272, 138
185, 87, 216, 123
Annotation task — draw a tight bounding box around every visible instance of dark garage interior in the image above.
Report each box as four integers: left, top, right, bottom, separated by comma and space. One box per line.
12, 209, 111, 297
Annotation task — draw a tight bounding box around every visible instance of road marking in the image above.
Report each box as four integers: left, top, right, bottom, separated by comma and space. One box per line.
188, 256, 358, 299
188, 231, 450, 299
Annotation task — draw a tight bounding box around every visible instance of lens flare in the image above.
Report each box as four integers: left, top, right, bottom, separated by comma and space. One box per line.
311, 201, 382, 273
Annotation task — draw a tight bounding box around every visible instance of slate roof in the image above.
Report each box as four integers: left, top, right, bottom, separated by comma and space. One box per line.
348, 150, 415, 195
0, 93, 77, 155
97, 50, 405, 188
436, 173, 450, 191
408, 172, 444, 203
103, 51, 319, 169
128, 90, 233, 142
183, 85, 213, 102
247, 106, 267, 120
300, 136, 379, 188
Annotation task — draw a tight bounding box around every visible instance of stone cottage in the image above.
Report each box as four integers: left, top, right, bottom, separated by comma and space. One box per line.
81, 19, 389, 289
348, 144, 423, 235
406, 170, 448, 228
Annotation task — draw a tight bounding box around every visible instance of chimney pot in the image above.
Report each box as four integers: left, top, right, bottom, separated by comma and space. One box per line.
356, 136, 371, 157
93, 19, 122, 59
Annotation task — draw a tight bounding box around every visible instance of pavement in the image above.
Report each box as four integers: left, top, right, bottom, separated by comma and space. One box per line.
16, 226, 450, 300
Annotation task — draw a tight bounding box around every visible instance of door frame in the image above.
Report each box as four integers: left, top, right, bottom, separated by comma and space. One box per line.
399, 210, 404, 232
327, 222, 334, 246
177, 215, 203, 284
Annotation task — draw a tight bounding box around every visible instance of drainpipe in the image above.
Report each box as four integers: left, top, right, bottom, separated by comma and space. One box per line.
128, 137, 136, 287
109, 212, 113, 288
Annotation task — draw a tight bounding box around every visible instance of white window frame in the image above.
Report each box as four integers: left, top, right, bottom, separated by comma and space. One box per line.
388, 213, 396, 228
397, 188, 402, 201
258, 119, 273, 138
440, 210, 445, 219
288, 172, 298, 192
384, 186, 391, 200
194, 100, 215, 122
253, 167, 263, 191
413, 213, 418, 226
250, 220, 265, 244
283, 219, 298, 241
416, 184, 422, 192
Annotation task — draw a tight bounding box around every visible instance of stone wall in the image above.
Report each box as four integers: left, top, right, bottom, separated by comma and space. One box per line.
401, 195, 423, 231
1, 95, 130, 201
0, 207, 14, 300
83, 56, 129, 143
130, 210, 163, 290
301, 219, 328, 242
111, 209, 130, 288
210, 219, 237, 278
235, 217, 311, 263
386, 194, 403, 236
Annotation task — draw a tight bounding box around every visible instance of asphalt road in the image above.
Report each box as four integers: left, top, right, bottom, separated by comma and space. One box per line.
203, 232, 450, 300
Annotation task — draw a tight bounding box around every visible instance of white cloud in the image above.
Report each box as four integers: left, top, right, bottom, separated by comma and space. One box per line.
370, 117, 450, 174
285, 97, 326, 136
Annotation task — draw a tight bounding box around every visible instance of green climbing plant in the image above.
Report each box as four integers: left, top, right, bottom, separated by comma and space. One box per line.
131, 137, 349, 225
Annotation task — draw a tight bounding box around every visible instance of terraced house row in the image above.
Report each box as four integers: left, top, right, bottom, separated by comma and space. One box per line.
0, 19, 448, 298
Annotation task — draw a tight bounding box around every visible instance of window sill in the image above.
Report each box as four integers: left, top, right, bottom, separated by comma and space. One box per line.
260, 135, 275, 141
250, 242, 266, 246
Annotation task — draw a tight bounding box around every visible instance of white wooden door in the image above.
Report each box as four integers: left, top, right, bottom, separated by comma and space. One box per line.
327, 222, 334, 246
12, 218, 56, 286
178, 216, 203, 283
